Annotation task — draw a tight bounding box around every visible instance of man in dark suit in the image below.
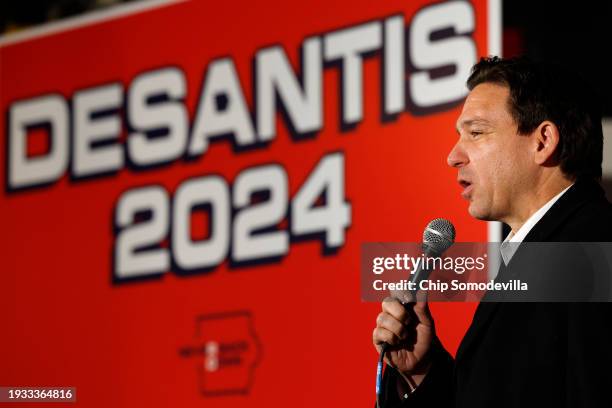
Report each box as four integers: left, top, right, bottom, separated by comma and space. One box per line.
373, 56, 612, 407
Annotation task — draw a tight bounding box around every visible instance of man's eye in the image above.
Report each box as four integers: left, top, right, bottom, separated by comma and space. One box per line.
470, 131, 482, 138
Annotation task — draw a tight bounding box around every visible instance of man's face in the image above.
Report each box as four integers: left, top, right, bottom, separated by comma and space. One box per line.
448, 83, 536, 222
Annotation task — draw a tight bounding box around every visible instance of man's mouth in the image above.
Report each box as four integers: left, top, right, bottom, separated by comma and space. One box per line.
458, 179, 473, 198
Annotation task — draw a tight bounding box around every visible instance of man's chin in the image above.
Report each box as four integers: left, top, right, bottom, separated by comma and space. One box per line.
467, 203, 494, 221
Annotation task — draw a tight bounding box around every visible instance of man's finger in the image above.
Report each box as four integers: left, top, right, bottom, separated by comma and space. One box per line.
382, 297, 410, 324
376, 312, 406, 339
412, 300, 433, 327
373, 326, 401, 346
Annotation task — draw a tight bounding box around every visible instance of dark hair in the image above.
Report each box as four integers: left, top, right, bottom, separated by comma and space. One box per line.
467, 56, 603, 180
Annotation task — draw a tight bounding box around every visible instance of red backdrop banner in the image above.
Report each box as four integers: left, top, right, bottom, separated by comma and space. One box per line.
0, 0, 497, 406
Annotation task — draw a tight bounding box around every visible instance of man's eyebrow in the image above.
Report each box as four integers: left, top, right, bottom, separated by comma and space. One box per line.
455, 118, 492, 133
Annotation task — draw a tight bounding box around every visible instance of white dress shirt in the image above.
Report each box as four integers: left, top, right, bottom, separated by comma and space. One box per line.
500, 184, 574, 266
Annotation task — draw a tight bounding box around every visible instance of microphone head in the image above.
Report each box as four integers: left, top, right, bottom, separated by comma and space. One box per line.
422, 218, 455, 256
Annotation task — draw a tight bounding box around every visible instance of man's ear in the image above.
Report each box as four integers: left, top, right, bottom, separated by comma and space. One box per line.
533, 121, 560, 165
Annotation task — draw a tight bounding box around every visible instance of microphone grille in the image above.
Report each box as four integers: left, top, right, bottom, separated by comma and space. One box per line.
422, 218, 456, 255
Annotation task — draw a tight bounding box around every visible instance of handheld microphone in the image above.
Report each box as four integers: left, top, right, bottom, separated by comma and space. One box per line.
390, 218, 456, 303
376, 218, 455, 407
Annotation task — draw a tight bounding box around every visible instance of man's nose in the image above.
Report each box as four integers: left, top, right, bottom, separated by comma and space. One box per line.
447, 142, 468, 168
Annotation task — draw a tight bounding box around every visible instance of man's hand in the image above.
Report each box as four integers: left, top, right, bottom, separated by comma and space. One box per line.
372, 296, 435, 389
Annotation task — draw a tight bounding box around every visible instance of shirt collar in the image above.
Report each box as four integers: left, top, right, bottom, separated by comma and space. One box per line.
500, 183, 574, 265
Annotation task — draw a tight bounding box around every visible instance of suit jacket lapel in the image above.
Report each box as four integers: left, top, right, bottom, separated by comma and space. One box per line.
455, 262, 505, 362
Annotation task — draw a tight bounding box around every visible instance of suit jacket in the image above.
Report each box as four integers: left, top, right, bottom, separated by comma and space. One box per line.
381, 178, 612, 407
